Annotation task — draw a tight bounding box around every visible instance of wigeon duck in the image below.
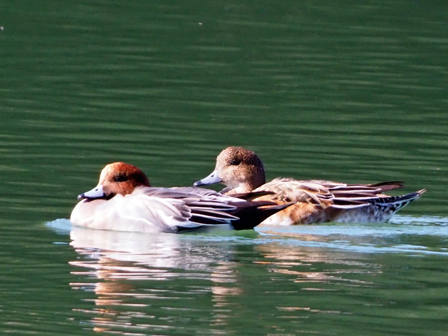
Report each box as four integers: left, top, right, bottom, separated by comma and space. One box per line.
193, 147, 426, 225
70, 162, 291, 233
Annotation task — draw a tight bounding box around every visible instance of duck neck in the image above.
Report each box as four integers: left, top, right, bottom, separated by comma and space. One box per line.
225, 166, 266, 194
224, 183, 257, 194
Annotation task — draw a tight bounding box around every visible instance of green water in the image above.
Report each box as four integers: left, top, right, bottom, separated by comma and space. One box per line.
1, 0, 448, 335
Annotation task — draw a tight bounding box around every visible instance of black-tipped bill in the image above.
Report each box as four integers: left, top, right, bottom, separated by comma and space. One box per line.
193, 170, 222, 187
77, 185, 105, 200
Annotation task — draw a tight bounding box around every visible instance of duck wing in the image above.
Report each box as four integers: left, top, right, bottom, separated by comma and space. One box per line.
136, 187, 289, 231
160, 187, 292, 230
139, 187, 238, 229
254, 178, 334, 204
254, 178, 423, 210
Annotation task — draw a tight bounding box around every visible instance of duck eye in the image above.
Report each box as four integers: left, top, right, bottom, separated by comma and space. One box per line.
230, 159, 241, 165
114, 174, 128, 182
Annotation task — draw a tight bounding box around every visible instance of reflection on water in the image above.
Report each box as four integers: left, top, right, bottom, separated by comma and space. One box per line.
69, 225, 235, 274
3, 0, 448, 334
254, 241, 379, 286
69, 225, 241, 334
65, 223, 389, 334
40, 215, 448, 335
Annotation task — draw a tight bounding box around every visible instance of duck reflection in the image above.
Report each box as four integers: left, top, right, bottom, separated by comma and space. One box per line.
68, 225, 381, 334
69, 226, 245, 334
254, 240, 379, 286
255, 227, 383, 287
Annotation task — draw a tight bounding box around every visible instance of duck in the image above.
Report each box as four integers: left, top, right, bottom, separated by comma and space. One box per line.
193, 146, 426, 225
70, 162, 292, 233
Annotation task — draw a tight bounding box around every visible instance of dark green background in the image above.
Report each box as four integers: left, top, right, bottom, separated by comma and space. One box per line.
1, 1, 447, 335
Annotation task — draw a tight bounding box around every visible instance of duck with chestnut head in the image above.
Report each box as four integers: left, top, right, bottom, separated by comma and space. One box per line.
71, 162, 291, 233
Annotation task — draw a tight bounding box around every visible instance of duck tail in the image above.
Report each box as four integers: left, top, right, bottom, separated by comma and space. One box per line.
366, 181, 405, 192
371, 188, 426, 212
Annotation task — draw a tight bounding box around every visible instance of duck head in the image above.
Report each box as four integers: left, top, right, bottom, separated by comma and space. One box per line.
78, 162, 151, 200
194, 147, 266, 194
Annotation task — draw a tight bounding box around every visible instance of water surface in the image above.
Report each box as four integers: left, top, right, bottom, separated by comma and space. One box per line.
1, 0, 448, 335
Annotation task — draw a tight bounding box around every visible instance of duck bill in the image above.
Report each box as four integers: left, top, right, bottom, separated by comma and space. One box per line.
77, 185, 106, 200
193, 170, 222, 186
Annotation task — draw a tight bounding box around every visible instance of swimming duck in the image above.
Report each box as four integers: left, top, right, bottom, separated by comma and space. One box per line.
193, 147, 426, 225
70, 162, 291, 233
